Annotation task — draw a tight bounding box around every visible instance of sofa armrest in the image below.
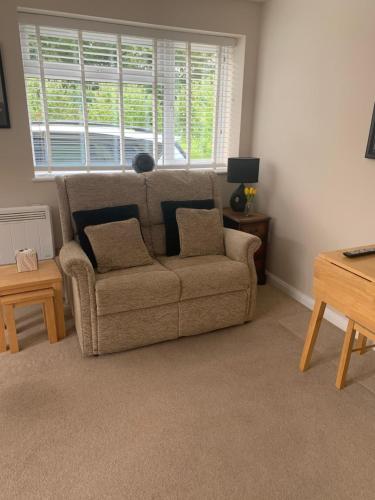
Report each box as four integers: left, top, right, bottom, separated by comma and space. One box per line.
224, 228, 261, 322
59, 240, 95, 281
59, 241, 97, 356
224, 228, 261, 265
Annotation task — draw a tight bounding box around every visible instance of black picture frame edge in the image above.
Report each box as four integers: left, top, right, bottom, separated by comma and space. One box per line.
0, 49, 10, 129
365, 103, 375, 159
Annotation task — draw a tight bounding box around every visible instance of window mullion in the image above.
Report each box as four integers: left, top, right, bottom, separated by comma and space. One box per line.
220, 46, 232, 165
160, 41, 165, 168
78, 30, 90, 172
186, 42, 192, 168
117, 35, 126, 171
163, 41, 175, 165
152, 39, 159, 168
212, 45, 222, 170
35, 26, 52, 172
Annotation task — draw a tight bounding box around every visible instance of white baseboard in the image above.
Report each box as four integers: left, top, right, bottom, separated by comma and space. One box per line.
266, 271, 347, 331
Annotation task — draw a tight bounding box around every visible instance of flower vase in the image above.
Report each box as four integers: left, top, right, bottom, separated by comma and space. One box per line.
244, 199, 255, 216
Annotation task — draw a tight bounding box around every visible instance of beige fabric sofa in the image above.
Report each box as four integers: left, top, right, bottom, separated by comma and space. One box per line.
56, 170, 261, 356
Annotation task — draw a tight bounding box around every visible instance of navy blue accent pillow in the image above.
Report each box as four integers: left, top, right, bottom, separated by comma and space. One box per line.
161, 199, 215, 256
73, 204, 139, 267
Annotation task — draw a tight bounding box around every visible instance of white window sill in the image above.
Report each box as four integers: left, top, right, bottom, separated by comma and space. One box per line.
32, 166, 228, 182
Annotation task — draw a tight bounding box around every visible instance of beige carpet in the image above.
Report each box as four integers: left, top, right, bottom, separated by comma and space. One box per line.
2, 285, 375, 499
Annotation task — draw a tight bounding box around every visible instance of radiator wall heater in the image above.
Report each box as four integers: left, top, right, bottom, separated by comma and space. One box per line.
0, 206, 54, 265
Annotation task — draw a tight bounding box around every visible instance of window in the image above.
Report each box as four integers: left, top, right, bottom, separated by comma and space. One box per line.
19, 13, 237, 174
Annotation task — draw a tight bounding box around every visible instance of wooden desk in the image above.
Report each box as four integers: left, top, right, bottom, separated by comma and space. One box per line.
0, 260, 65, 352
300, 246, 375, 389
223, 208, 271, 284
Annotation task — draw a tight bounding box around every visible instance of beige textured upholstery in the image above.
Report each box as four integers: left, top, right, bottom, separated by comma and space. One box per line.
56, 171, 261, 356
144, 170, 222, 255
97, 304, 179, 354
176, 208, 225, 257
59, 241, 97, 355
84, 219, 153, 273
179, 291, 249, 337
95, 261, 180, 316
56, 173, 154, 254
158, 255, 249, 301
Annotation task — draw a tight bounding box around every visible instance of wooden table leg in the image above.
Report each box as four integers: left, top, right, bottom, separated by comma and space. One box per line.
4, 304, 19, 353
42, 303, 47, 329
44, 297, 58, 344
355, 333, 367, 355
336, 319, 356, 390
299, 299, 326, 372
0, 306, 6, 352
52, 280, 65, 340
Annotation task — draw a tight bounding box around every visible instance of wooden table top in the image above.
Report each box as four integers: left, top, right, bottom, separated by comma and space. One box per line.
223, 207, 270, 224
319, 245, 375, 283
0, 259, 61, 294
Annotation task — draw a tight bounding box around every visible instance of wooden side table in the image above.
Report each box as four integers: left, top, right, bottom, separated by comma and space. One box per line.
0, 260, 65, 353
223, 208, 271, 284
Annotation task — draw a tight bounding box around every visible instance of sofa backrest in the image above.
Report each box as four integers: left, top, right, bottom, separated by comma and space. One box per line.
56, 170, 221, 256
143, 170, 222, 255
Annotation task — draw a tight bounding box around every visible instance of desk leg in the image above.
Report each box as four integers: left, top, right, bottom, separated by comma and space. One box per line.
355, 333, 367, 355
299, 299, 326, 372
336, 319, 356, 390
52, 281, 66, 340
0, 306, 6, 352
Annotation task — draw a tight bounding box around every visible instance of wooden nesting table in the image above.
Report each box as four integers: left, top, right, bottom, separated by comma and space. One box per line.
300, 246, 375, 389
0, 260, 65, 353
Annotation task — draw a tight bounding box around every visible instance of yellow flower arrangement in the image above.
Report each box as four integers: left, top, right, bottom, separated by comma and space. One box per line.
244, 186, 257, 200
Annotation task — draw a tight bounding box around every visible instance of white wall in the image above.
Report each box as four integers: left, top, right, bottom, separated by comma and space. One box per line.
0, 0, 261, 246
252, 0, 375, 295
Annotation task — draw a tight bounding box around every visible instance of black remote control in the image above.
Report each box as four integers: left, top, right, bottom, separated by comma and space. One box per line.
343, 247, 375, 258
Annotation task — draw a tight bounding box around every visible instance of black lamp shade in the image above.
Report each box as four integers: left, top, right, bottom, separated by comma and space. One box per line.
227, 157, 259, 184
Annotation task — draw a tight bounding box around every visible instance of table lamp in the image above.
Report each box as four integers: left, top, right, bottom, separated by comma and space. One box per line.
227, 157, 259, 212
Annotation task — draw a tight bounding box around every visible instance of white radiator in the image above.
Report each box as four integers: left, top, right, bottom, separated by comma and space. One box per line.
0, 205, 54, 265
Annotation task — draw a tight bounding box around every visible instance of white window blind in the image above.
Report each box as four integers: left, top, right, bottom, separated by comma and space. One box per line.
19, 14, 236, 174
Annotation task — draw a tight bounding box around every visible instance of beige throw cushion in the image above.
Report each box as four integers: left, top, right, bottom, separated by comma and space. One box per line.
84, 218, 153, 273
176, 208, 225, 258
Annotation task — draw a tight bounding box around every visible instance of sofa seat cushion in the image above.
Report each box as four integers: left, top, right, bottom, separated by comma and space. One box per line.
157, 255, 250, 301
95, 260, 180, 316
